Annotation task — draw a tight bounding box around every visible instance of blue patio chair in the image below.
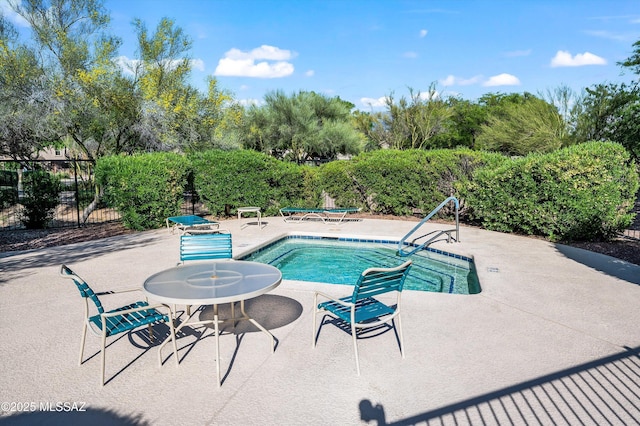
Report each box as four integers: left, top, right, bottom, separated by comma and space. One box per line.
179, 233, 233, 263
178, 233, 233, 315
312, 260, 412, 375
60, 265, 177, 386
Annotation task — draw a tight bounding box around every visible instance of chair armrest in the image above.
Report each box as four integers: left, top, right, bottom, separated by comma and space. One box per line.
314, 291, 353, 308
94, 288, 141, 296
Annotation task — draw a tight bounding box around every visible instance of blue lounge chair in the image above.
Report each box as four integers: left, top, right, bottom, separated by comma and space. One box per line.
279, 207, 360, 223
312, 260, 412, 375
166, 215, 219, 234
60, 265, 177, 386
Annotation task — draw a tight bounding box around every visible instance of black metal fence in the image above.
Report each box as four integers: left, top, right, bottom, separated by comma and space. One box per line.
0, 159, 209, 231
0, 159, 119, 230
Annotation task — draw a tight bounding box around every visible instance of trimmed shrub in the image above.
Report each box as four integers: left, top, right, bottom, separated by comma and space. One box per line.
96, 153, 190, 230
19, 170, 62, 229
190, 150, 318, 217
319, 149, 507, 216
463, 141, 639, 241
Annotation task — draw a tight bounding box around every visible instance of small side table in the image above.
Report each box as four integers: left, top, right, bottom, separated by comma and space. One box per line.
237, 206, 261, 229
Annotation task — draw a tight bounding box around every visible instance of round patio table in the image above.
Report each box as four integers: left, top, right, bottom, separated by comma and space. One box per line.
144, 261, 282, 387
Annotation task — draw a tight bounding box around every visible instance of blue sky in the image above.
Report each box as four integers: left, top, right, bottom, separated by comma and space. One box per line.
4, 0, 640, 109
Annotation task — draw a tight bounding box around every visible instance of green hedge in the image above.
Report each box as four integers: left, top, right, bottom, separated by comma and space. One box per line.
189, 150, 320, 216
96, 153, 190, 230
318, 149, 508, 216
462, 141, 639, 241
94, 143, 638, 242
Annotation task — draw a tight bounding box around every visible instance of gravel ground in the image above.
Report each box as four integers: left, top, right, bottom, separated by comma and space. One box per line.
1, 218, 639, 266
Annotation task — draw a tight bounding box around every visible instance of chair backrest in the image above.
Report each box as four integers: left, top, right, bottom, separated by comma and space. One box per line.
60, 264, 105, 314
180, 233, 233, 262
351, 260, 412, 304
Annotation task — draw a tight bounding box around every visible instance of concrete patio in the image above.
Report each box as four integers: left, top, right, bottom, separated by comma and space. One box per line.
0, 216, 639, 425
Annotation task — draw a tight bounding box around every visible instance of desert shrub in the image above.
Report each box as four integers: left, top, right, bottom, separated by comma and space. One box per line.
96, 153, 190, 230
19, 170, 62, 229
463, 141, 639, 241
190, 149, 317, 217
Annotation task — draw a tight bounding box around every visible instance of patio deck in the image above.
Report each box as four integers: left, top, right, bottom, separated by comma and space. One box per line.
1, 216, 638, 425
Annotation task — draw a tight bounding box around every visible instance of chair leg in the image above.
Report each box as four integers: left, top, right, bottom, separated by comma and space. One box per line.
214, 305, 221, 388
100, 331, 107, 387
396, 315, 405, 359
79, 322, 88, 365
311, 294, 318, 348
352, 323, 360, 376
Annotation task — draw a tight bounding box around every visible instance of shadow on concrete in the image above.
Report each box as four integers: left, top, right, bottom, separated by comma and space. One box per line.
167, 294, 303, 385
0, 407, 149, 425
360, 346, 640, 425
0, 232, 163, 285
554, 244, 640, 285
197, 294, 304, 333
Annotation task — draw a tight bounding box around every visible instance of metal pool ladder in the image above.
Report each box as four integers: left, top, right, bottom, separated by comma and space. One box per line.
397, 196, 460, 257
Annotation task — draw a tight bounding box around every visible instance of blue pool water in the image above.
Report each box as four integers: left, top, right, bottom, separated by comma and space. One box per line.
240, 236, 481, 294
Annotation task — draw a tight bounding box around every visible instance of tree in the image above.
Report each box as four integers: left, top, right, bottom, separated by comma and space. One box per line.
617, 39, 640, 77
0, 14, 57, 162
133, 18, 236, 152
475, 93, 565, 156
8, 0, 131, 161
350, 110, 389, 151
382, 85, 452, 150
539, 84, 581, 146
432, 97, 488, 149
240, 90, 363, 163
573, 83, 640, 159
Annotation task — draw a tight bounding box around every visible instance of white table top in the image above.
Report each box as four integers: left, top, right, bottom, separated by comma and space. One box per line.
237, 206, 261, 212
143, 261, 282, 305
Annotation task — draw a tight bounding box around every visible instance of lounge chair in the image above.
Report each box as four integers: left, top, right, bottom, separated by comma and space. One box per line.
166, 215, 220, 234
312, 260, 412, 375
279, 207, 360, 223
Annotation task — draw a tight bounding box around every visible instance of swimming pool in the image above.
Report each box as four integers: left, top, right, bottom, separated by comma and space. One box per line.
239, 236, 481, 294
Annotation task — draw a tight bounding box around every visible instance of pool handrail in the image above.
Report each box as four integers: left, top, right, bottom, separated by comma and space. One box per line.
397, 196, 459, 257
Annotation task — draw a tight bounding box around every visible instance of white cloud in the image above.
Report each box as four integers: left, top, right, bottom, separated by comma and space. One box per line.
403, 51, 418, 58
440, 75, 456, 86
215, 45, 296, 78
305, 70, 315, 77
239, 85, 250, 91
550, 50, 606, 67
0, 0, 30, 27
360, 96, 388, 107
114, 56, 140, 75
190, 59, 205, 72
483, 73, 521, 87
419, 29, 428, 38
440, 74, 482, 86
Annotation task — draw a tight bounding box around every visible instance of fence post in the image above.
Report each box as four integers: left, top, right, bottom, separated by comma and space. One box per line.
73, 157, 81, 228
